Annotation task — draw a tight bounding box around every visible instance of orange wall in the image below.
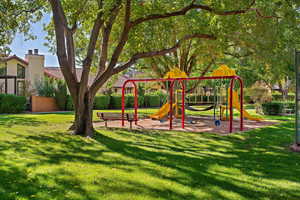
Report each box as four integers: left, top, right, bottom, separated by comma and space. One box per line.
31, 96, 59, 112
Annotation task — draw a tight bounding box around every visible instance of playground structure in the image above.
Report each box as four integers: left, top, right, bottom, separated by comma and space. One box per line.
119, 65, 263, 133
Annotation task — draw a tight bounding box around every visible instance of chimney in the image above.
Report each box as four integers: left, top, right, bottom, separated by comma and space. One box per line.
25, 49, 45, 93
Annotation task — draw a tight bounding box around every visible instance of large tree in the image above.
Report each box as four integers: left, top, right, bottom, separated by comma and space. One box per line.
46, 0, 295, 137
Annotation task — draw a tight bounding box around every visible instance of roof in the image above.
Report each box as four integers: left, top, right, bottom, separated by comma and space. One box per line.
113, 75, 135, 88
0, 55, 28, 65
44, 67, 96, 86
44, 67, 135, 89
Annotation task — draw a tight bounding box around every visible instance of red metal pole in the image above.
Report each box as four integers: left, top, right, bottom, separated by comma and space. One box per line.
238, 77, 244, 131
121, 81, 128, 127
181, 80, 185, 129
121, 75, 244, 132
229, 79, 234, 133
169, 81, 174, 130
133, 82, 138, 125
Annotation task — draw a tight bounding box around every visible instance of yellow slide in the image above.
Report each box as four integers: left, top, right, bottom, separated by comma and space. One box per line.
150, 103, 176, 120
221, 90, 263, 121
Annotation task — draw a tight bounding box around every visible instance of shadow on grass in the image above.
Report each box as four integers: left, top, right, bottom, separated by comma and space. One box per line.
0, 120, 299, 199
0, 115, 47, 128
0, 163, 95, 200
93, 123, 300, 199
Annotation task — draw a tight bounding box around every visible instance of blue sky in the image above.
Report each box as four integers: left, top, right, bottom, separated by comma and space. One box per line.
9, 15, 59, 67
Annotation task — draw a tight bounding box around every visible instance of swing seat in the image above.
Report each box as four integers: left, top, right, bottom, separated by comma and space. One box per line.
184, 105, 215, 112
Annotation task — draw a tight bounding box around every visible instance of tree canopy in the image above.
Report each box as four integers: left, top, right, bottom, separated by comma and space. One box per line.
0, 0, 44, 53
2, 0, 298, 137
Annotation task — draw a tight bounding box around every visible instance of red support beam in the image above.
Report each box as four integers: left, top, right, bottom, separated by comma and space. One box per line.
121, 75, 244, 134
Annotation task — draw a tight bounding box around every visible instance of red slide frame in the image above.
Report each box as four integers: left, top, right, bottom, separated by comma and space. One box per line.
122, 75, 244, 133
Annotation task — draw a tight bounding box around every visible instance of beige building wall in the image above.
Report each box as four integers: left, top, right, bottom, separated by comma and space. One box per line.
1, 59, 26, 94
0, 49, 44, 95
25, 52, 44, 92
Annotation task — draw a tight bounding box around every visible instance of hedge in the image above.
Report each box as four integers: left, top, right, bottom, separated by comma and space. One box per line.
0, 94, 26, 113
144, 94, 161, 107
110, 95, 143, 109
110, 95, 122, 109
94, 95, 110, 109
272, 94, 295, 101
262, 101, 295, 115
66, 95, 74, 111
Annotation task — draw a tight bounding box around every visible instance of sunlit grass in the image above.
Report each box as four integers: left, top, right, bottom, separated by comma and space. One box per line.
0, 112, 299, 200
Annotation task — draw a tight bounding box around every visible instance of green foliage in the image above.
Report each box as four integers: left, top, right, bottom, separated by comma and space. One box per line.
54, 80, 68, 110
144, 93, 161, 107
244, 95, 253, 104
0, 94, 26, 113
36, 77, 56, 97
249, 83, 272, 114
110, 95, 122, 109
66, 95, 74, 111
262, 102, 285, 115
272, 94, 295, 102
0, 0, 44, 52
125, 94, 134, 108
110, 94, 140, 109
94, 95, 110, 109
262, 101, 295, 115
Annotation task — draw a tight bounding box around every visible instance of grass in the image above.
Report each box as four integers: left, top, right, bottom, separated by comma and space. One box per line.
0, 110, 299, 200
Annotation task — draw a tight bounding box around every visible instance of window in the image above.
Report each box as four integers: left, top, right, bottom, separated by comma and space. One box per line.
17, 64, 25, 78
17, 80, 25, 96
0, 62, 7, 76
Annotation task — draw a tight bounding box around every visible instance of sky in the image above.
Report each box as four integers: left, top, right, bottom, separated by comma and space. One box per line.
9, 14, 59, 67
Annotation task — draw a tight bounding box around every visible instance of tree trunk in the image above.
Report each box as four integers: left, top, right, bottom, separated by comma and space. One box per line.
73, 92, 95, 137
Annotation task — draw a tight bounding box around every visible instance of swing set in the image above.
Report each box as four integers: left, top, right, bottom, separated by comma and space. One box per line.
121, 65, 251, 133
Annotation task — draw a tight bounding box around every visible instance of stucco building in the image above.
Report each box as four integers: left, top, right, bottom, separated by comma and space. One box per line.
0, 49, 139, 96
0, 49, 44, 95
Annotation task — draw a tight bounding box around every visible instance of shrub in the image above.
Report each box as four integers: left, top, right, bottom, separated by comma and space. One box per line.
138, 95, 145, 107
244, 96, 253, 104
144, 94, 160, 107
285, 101, 296, 113
262, 102, 285, 115
66, 95, 74, 111
110, 95, 122, 109
125, 94, 134, 108
36, 77, 56, 97
262, 100, 295, 116
0, 94, 26, 113
54, 80, 68, 110
94, 95, 110, 109
249, 83, 272, 114
110, 94, 142, 109
272, 94, 295, 102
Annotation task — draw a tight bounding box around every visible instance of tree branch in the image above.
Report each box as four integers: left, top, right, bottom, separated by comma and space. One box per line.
106, 0, 132, 71
80, 10, 104, 91
131, 0, 279, 27
131, 0, 257, 27
186, 58, 215, 93
48, 0, 78, 94
112, 33, 216, 74
97, 2, 122, 78
90, 0, 129, 95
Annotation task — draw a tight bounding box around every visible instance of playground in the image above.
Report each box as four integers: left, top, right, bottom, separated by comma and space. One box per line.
96, 65, 273, 134
95, 118, 276, 134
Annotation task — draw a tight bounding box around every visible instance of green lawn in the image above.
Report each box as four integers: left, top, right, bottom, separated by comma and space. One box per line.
0, 110, 299, 200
